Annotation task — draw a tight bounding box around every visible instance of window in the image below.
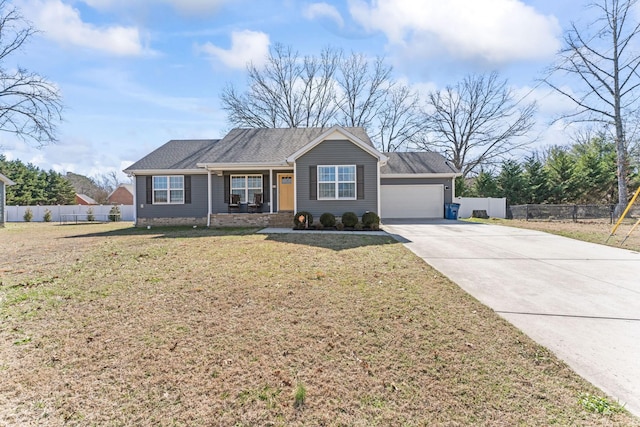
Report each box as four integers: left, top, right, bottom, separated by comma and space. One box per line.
318, 165, 356, 200
153, 176, 184, 204
231, 174, 262, 203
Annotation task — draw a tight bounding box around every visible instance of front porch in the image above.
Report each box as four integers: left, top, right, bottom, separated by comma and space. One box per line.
209, 212, 293, 228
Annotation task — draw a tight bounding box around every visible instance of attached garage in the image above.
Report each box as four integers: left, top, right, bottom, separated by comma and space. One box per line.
380, 184, 444, 219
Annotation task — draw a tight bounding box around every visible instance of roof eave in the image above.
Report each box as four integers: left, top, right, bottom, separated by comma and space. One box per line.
0, 173, 15, 186
124, 168, 207, 176
381, 173, 462, 178
197, 162, 291, 170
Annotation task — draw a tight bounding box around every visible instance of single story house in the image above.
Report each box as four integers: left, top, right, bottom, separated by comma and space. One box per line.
108, 184, 134, 205
0, 172, 15, 227
124, 126, 460, 227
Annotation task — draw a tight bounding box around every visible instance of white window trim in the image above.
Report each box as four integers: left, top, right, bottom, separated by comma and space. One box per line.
317, 165, 357, 200
153, 175, 185, 205
230, 174, 263, 203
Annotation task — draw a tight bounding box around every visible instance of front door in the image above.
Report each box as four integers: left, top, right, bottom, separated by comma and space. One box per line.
278, 173, 294, 211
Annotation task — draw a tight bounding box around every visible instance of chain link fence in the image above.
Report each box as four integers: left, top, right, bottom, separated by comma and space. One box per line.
509, 204, 640, 223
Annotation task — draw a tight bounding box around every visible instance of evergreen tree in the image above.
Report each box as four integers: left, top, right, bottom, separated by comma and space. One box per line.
523, 155, 550, 204
571, 137, 617, 203
544, 146, 578, 204
498, 160, 527, 205
473, 170, 500, 198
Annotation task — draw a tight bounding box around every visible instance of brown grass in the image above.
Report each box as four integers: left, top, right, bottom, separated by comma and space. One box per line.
1, 223, 637, 426
467, 218, 640, 253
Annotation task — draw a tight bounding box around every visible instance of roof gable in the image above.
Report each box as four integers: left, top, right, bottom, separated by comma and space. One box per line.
0, 173, 15, 186
286, 126, 387, 163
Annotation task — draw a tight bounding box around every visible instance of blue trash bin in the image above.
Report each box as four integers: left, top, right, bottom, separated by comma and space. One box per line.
445, 203, 461, 220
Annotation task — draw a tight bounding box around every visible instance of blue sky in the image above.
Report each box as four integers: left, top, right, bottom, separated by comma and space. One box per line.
0, 0, 594, 181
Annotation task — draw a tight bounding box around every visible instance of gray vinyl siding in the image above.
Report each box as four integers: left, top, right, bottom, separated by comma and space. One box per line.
381, 177, 455, 204
296, 139, 378, 217
0, 181, 4, 226
136, 174, 208, 218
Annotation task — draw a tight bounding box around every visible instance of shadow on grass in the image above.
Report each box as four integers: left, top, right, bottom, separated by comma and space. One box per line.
263, 232, 399, 251
62, 225, 260, 239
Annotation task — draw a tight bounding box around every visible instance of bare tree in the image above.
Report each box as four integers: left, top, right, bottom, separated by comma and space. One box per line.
374, 85, 425, 152
544, 0, 640, 213
221, 44, 339, 128
220, 44, 424, 151
417, 72, 536, 177
0, 1, 63, 147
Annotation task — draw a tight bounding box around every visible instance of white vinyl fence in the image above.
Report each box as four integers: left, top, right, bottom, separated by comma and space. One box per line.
6, 205, 134, 222
455, 197, 506, 219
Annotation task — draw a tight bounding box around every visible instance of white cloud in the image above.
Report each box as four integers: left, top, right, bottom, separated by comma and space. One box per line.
304, 2, 344, 27
199, 30, 270, 69
348, 0, 561, 65
19, 0, 147, 56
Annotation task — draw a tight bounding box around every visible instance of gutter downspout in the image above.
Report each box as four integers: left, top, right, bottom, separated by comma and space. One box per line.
376, 161, 381, 217
131, 174, 137, 225
207, 169, 212, 227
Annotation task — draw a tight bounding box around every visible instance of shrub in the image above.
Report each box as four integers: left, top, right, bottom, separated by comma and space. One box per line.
354, 222, 364, 231
23, 208, 33, 222
293, 211, 313, 228
86, 208, 95, 222
108, 206, 121, 222
43, 209, 52, 222
319, 212, 336, 228
341, 211, 358, 227
361, 211, 380, 228
336, 222, 345, 231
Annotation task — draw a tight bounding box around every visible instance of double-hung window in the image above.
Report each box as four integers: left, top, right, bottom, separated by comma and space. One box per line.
318, 165, 356, 200
231, 175, 262, 203
153, 176, 184, 204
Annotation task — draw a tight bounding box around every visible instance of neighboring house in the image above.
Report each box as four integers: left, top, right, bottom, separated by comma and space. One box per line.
0, 173, 15, 227
75, 194, 98, 205
124, 126, 460, 227
108, 184, 134, 205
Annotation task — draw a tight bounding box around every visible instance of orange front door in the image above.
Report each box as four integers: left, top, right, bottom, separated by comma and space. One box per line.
278, 174, 294, 211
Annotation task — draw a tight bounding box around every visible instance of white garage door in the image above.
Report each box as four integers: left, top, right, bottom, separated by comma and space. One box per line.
380, 184, 444, 219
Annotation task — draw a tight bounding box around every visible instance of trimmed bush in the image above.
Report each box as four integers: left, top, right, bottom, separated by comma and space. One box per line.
319, 212, 336, 228
86, 207, 95, 222
341, 211, 358, 228
109, 206, 121, 222
43, 209, 52, 222
361, 211, 380, 228
336, 222, 345, 231
293, 211, 313, 228
354, 222, 364, 231
23, 208, 33, 222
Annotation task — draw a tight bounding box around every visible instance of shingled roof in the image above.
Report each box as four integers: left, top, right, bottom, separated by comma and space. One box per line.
125, 139, 219, 172
124, 127, 374, 172
381, 152, 459, 175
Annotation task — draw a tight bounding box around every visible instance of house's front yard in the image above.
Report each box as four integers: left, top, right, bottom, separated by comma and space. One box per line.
1, 223, 637, 426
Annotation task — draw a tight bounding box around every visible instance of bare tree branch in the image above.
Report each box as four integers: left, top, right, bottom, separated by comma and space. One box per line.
416, 71, 536, 177
0, 0, 63, 147
544, 0, 640, 212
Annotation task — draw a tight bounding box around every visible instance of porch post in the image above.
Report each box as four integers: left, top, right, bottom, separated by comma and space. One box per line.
207, 169, 211, 227
269, 168, 274, 214
293, 162, 297, 214
131, 174, 137, 225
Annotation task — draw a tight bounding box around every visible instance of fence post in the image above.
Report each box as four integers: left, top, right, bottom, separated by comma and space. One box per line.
525, 204, 529, 221
572, 205, 577, 222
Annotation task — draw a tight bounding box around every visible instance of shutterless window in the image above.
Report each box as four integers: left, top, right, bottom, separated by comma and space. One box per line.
318, 165, 356, 200
231, 175, 262, 203
153, 176, 184, 204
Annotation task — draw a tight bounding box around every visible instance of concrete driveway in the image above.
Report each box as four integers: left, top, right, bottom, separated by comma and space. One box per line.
382, 219, 640, 416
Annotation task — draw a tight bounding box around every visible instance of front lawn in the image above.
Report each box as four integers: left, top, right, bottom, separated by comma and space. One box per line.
1, 223, 636, 426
